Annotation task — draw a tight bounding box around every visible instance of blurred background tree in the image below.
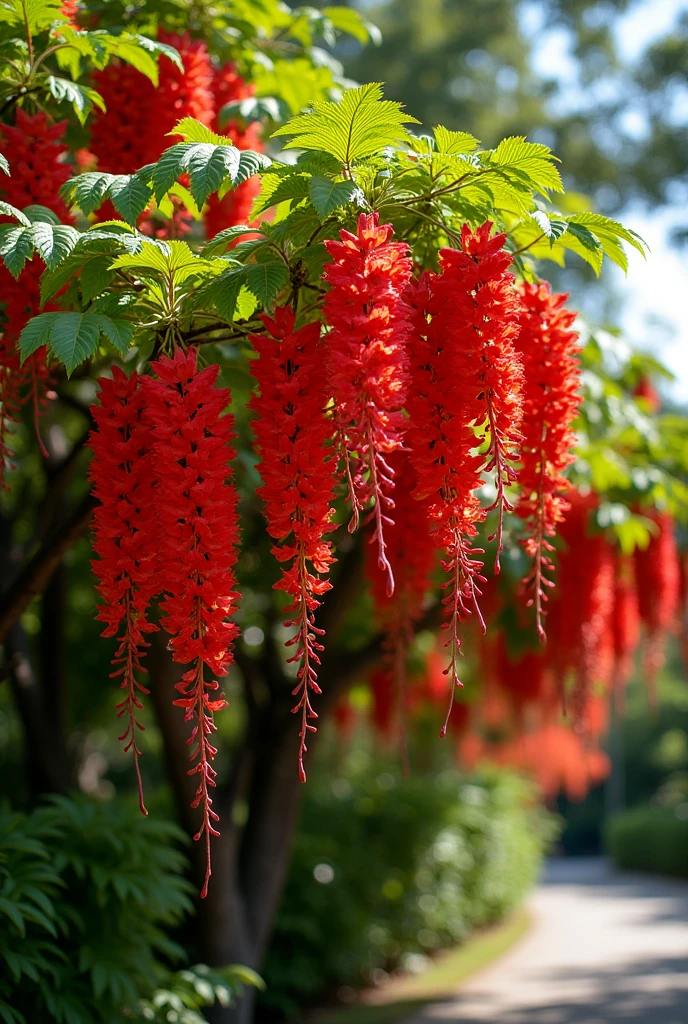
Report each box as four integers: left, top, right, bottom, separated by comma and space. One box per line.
332, 0, 688, 338
343, 0, 687, 218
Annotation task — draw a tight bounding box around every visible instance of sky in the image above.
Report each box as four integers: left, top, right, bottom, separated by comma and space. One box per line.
528, 0, 688, 401
608, 0, 688, 401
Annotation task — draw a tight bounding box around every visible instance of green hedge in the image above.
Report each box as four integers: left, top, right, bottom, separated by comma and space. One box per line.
605, 805, 688, 878
259, 768, 556, 1020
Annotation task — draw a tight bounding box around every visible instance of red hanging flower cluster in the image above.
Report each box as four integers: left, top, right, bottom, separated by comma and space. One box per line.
496, 723, 610, 802
0, 110, 72, 480
611, 555, 641, 700
89, 63, 156, 174
88, 369, 158, 813
89, 44, 263, 239
634, 511, 680, 686
91, 30, 214, 176
633, 375, 661, 413
91, 32, 214, 237
324, 212, 412, 596
148, 30, 215, 153
0, 109, 72, 217
205, 63, 264, 236
143, 348, 240, 898
546, 490, 615, 719
515, 282, 581, 639
365, 451, 436, 746
0, 261, 54, 478
494, 636, 553, 715
249, 307, 337, 781
369, 667, 396, 739
405, 224, 522, 733
59, 0, 80, 26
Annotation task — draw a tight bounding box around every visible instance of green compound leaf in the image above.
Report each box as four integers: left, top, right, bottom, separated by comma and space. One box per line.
30, 223, 80, 271
308, 176, 363, 219
0, 201, 30, 226
61, 171, 153, 225
273, 83, 418, 168
19, 312, 132, 374
46, 76, 106, 125
245, 261, 289, 309
0, 226, 34, 278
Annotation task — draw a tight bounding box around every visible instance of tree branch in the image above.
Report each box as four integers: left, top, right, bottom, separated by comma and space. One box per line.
32, 430, 91, 546
0, 493, 94, 644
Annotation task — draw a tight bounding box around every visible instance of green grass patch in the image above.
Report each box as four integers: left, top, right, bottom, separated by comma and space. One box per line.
315, 908, 531, 1024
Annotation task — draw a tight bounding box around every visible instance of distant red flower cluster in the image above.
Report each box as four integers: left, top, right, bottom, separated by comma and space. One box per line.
547, 491, 615, 720
365, 451, 436, 743
206, 62, 263, 237
634, 510, 680, 687
89, 31, 264, 238
437, 490, 682, 802
611, 555, 641, 697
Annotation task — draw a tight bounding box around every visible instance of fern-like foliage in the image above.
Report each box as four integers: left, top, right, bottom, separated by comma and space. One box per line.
272, 82, 419, 170
2, 85, 649, 379
0, 795, 260, 1024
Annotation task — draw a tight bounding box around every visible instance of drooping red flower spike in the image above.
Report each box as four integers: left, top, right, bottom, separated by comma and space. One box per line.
611, 555, 640, 704
90, 63, 156, 174
0, 261, 58, 468
634, 510, 680, 693
515, 282, 581, 640
249, 307, 337, 782
92, 30, 215, 175
0, 109, 72, 219
88, 368, 159, 815
405, 224, 521, 735
324, 212, 412, 597
633, 375, 661, 414
545, 490, 615, 719
59, 0, 80, 26
405, 271, 481, 734
145, 29, 215, 165
435, 223, 523, 573
370, 667, 396, 740
365, 450, 435, 756
143, 348, 240, 898
0, 110, 72, 479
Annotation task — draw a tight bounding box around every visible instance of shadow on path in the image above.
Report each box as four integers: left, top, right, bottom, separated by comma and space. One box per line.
406, 858, 688, 1024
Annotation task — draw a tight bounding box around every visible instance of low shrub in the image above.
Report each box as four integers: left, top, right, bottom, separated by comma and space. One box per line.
259, 767, 556, 1020
0, 794, 261, 1024
605, 805, 688, 878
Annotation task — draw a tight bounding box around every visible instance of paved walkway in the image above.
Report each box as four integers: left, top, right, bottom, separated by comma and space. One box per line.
405, 857, 688, 1024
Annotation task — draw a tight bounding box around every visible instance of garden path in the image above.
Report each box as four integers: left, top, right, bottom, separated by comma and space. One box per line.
405, 856, 688, 1024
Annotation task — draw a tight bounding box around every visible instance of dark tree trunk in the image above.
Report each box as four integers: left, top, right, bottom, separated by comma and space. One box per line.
1, 429, 88, 800
149, 630, 308, 1024
7, 622, 72, 797
40, 563, 68, 742
146, 542, 387, 1024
